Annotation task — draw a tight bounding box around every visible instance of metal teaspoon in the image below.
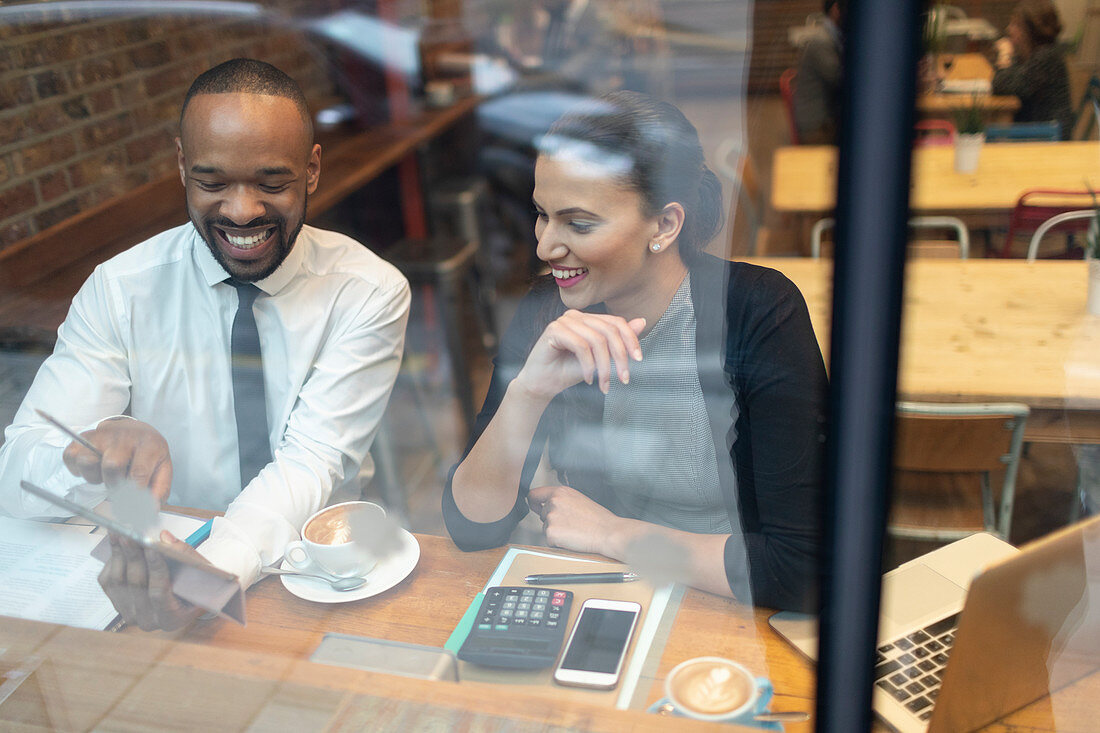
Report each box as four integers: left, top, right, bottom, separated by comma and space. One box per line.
262, 566, 367, 591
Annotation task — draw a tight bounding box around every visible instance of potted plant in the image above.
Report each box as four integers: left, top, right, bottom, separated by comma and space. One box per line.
920, 5, 948, 92
923, 5, 947, 55
951, 96, 985, 173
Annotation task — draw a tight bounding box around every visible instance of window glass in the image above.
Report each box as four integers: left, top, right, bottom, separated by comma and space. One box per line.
891, 3, 1099, 731
1, 2, 792, 726
2, 0, 1092, 730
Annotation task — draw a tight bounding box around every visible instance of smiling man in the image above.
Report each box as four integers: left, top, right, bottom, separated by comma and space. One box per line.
180, 79, 316, 284
0, 59, 410, 629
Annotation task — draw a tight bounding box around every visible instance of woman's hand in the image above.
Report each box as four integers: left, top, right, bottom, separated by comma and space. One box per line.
527, 485, 736, 598
513, 310, 645, 401
528, 485, 635, 557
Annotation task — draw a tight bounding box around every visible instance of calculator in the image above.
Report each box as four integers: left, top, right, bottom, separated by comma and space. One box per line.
456, 586, 574, 670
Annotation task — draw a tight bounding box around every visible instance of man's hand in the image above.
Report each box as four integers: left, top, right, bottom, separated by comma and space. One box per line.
98, 531, 205, 632
62, 418, 172, 503
527, 484, 636, 557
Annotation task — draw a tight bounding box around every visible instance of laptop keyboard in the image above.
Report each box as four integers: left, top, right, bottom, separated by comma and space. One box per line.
873, 613, 959, 722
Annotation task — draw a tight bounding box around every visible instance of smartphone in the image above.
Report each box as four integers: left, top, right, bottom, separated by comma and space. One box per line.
553, 598, 642, 689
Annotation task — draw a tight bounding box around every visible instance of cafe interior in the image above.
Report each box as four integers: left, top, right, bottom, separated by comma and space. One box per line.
0, 0, 1098, 730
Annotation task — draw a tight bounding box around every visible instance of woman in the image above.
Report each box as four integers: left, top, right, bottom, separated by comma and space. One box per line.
992, 0, 1074, 139
443, 91, 827, 612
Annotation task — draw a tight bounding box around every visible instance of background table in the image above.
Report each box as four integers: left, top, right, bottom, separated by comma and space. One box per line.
747, 257, 1100, 444
916, 52, 1019, 123
772, 141, 1099, 217
771, 142, 1099, 255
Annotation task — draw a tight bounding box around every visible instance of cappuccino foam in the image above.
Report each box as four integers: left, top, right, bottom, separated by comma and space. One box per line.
670, 660, 753, 715
303, 506, 355, 545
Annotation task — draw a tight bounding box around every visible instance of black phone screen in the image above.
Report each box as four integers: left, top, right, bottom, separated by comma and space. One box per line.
559, 607, 637, 673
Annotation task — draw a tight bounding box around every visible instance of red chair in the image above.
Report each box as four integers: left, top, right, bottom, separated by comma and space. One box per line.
1000, 189, 1096, 258
914, 119, 956, 147
779, 68, 799, 144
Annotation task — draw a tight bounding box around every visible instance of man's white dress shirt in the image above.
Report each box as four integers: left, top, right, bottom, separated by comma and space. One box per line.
0, 223, 410, 589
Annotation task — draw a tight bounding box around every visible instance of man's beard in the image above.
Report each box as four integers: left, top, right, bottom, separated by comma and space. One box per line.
195, 197, 307, 283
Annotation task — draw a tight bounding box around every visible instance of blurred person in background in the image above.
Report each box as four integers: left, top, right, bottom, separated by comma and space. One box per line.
992, 0, 1073, 139
466, 0, 632, 276
792, 0, 846, 144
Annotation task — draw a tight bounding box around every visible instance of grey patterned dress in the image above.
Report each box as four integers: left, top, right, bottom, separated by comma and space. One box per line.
601, 276, 735, 533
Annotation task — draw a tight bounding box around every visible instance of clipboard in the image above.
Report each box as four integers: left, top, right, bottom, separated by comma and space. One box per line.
444, 546, 682, 709
20, 481, 245, 625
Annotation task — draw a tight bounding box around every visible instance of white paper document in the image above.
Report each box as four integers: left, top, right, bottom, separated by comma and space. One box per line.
156, 511, 207, 541
0, 517, 117, 630
0, 512, 206, 630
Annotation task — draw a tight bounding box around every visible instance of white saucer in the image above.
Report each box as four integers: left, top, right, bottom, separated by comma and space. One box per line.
279, 529, 420, 603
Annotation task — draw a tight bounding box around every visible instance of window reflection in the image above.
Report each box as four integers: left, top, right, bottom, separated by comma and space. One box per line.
0, 0, 1097, 730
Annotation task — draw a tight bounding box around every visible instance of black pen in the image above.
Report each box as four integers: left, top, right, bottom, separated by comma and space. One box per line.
525, 571, 639, 585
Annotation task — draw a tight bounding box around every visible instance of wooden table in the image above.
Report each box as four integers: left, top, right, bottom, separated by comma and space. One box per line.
0, 534, 804, 732
916, 92, 1019, 123
1, 532, 1096, 730
771, 141, 1100, 254
916, 52, 1019, 124
772, 141, 1100, 217
746, 257, 1100, 444
174, 534, 817, 727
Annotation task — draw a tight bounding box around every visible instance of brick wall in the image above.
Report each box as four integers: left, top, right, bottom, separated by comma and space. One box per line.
0, 1, 349, 252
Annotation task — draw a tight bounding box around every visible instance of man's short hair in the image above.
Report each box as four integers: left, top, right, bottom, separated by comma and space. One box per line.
179, 58, 313, 141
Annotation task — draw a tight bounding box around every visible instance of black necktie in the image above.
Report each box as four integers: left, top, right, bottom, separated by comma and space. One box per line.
229, 281, 271, 488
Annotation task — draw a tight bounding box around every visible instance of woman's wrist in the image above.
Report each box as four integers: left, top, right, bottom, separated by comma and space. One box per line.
507, 371, 558, 407
603, 516, 646, 560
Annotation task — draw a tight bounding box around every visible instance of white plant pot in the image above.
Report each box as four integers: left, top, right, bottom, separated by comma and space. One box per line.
953, 133, 984, 174
1088, 257, 1100, 316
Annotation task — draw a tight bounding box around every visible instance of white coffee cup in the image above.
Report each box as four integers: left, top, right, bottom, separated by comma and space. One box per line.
284, 501, 385, 579
664, 656, 773, 723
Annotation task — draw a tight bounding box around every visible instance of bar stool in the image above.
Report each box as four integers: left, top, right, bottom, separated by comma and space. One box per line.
383, 235, 486, 438
427, 177, 498, 351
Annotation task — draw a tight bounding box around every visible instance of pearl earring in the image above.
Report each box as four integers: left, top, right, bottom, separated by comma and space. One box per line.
650, 242, 661, 252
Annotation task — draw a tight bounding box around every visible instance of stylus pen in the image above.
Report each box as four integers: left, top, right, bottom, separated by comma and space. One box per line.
35, 409, 104, 459
525, 571, 640, 584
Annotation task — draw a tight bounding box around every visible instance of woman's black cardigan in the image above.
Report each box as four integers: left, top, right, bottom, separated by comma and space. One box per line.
443, 256, 828, 612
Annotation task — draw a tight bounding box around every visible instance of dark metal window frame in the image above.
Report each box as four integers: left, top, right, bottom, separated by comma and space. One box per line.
814, 1, 924, 730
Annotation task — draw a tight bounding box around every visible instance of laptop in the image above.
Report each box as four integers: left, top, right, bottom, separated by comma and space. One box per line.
770, 515, 1100, 732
